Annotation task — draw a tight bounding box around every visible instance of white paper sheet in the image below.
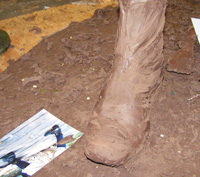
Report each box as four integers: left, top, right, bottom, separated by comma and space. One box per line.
191, 18, 200, 44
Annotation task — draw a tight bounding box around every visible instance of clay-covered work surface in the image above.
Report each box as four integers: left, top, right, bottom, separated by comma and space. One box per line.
0, 0, 78, 20
0, 0, 200, 176
0, 1, 117, 72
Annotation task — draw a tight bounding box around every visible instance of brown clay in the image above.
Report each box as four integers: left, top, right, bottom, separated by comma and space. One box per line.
85, 0, 167, 166
167, 28, 196, 74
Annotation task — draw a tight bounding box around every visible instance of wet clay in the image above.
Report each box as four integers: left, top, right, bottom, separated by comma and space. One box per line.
85, 0, 167, 166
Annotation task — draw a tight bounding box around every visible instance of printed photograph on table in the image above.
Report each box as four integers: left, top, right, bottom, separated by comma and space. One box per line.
0, 109, 83, 177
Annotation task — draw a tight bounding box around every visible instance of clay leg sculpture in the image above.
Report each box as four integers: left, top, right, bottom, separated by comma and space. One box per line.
85, 0, 167, 166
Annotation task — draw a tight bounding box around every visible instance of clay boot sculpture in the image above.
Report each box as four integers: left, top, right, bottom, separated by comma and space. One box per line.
85, 0, 167, 166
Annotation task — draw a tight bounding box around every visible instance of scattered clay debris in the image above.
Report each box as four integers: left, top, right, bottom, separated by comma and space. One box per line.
21, 52, 32, 60
45, 39, 53, 51
0, 73, 11, 81
22, 75, 43, 87
166, 28, 196, 74
23, 15, 37, 22
187, 93, 200, 103
29, 26, 42, 34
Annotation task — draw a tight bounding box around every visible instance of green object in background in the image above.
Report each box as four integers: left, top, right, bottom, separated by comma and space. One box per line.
0, 29, 10, 56
40, 88, 46, 93
170, 91, 175, 95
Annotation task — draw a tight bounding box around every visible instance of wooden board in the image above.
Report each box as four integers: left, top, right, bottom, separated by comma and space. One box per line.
0, 1, 118, 72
